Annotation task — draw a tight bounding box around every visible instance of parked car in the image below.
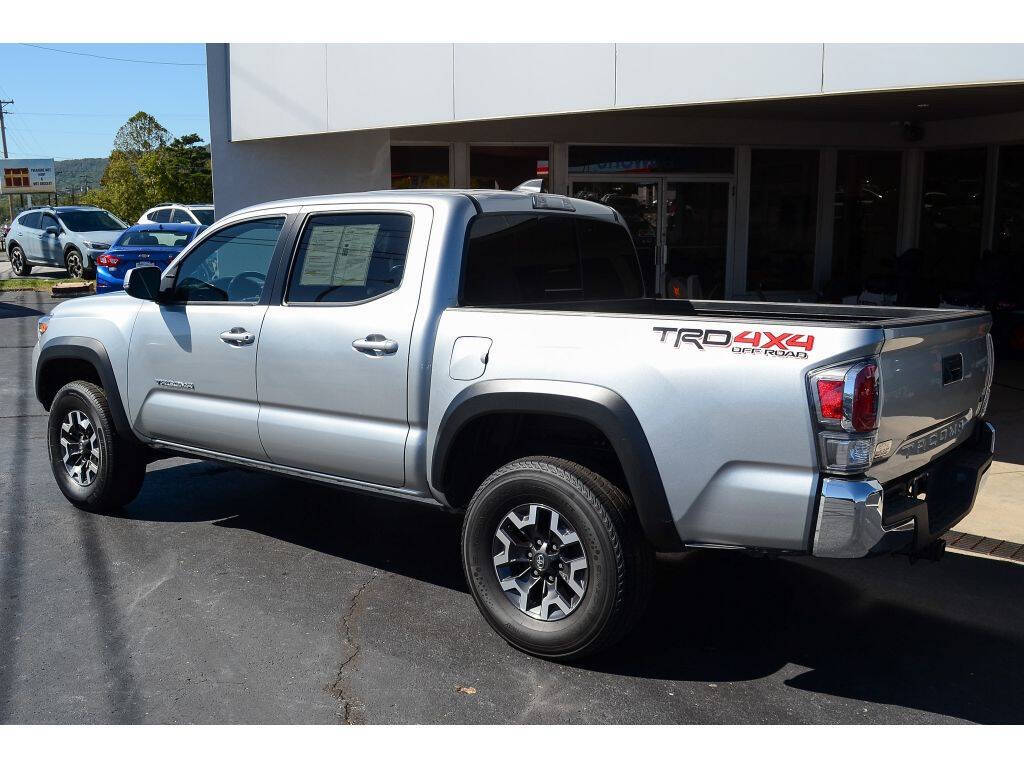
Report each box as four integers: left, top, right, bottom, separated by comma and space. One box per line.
5, 205, 127, 279
32, 189, 995, 660
138, 203, 215, 227
95, 223, 204, 294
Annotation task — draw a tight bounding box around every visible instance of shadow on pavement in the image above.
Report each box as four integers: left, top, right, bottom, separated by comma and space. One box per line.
109, 460, 467, 593
583, 550, 1024, 724
106, 460, 1024, 723
0, 300, 45, 320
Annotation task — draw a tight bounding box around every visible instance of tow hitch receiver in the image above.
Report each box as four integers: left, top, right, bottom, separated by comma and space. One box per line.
906, 538, 947, 563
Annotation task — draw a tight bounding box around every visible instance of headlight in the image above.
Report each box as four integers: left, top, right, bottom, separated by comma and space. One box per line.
85, 241, 111, 250
37, 315, 50, 339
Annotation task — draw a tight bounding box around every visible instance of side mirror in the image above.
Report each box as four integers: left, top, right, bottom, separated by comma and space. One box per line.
124, 265, 162, 301
45, 226, 59, 236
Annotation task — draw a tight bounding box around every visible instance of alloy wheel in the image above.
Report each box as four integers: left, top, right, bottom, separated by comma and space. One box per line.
66, 251, 83, 279
492, 502, 589, 621
11, 247, 24, 274
60, 409, 101, 486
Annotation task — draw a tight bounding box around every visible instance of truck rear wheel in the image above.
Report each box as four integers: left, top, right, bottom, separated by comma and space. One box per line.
462, 456, 654, 660
47, 381, 146, 512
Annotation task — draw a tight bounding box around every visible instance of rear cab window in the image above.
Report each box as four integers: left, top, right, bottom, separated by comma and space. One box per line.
460, 213, 643, 305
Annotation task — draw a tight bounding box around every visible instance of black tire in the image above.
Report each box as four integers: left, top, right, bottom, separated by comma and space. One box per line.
64, 247, 86, 279
9, 244, 31, 276
462, 456, 654, 660
47, 381, 147, 512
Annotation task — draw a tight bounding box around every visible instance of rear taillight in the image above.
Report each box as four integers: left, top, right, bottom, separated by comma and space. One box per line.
96, 253, 119, 267
978, 333, 994, 418
816, 379, 844, 421
851, 363, 879, 432
809, 358, 881, 474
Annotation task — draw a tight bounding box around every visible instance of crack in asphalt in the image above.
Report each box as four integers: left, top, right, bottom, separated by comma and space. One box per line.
326, 569, 379, 725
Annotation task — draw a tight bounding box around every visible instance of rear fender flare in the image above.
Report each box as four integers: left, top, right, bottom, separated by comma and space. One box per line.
431, 379, 681, 551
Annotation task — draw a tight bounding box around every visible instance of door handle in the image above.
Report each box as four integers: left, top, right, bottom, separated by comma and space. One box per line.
220, 327, 255, 346
352, 334, 398, 356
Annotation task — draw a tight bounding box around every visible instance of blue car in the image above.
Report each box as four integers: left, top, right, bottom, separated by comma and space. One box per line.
95, 223, 204, 293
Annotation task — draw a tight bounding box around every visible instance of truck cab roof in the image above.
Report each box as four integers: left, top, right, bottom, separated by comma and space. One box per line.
227, 188, 621, 223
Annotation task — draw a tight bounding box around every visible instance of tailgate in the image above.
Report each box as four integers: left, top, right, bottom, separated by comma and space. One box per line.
872, 311, 993, 483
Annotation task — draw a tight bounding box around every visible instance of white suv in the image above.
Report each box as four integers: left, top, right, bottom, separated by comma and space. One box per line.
138, 203, 215, 227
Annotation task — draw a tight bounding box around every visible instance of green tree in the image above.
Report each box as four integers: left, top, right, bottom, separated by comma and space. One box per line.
149, 134, 213, 205
83, 113, 212, 223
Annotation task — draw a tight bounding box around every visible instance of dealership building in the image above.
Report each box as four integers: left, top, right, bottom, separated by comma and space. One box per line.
205, 43, 1024, 305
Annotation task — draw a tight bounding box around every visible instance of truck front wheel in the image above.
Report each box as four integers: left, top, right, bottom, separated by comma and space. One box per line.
47, 381, 146, 512
462, 456, 654, 660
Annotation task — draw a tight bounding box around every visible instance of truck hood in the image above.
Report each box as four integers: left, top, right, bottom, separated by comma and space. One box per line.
50, 291, 143, 318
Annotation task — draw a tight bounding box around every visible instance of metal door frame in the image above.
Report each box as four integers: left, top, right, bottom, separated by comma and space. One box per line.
570, 174, 735, 297
661, 175, 736, 299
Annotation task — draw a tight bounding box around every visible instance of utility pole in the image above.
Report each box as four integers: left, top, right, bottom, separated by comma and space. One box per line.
1, 99, 13, 222
0, 99, 12, 158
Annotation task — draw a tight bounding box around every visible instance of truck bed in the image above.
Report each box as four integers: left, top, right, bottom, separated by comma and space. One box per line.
470, 298, 989, 329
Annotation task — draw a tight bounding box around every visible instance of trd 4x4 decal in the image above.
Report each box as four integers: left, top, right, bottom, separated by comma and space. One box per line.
653, 326, 814, 359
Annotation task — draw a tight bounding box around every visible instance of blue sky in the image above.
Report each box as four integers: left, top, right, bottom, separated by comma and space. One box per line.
0, 44, 209, 160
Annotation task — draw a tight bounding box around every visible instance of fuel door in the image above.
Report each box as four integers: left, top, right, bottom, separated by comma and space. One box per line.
449, 336, 492, 381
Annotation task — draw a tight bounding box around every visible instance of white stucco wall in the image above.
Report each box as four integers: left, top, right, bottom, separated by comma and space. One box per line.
226, 43, 1024, 142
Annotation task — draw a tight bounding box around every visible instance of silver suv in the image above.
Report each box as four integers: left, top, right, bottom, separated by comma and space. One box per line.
138, 203, 215, 227
6, 205, 127, 279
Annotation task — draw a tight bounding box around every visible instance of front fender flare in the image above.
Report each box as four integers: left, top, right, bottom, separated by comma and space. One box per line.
36, 336, 134, 439
432, 379, 681, 551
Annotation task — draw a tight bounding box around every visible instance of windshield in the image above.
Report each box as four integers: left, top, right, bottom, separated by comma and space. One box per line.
116, 229, 193, 248
58, 209, 126, 232
192, 208, 215, 225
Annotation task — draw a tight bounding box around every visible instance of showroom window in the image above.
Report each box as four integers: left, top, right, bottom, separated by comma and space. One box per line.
919, 147, 987, 304
568, 146, 734, 175
469, 146, 549, 191
390, 145, 450, 189
830, 150, 902, 302
989, 144, 1024, 307
747, 149, 819, 292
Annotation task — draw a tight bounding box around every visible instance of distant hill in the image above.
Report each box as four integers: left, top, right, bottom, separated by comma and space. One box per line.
55, 157, 108, 192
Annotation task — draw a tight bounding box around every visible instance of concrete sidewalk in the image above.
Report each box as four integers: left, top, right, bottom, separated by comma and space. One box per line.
956, 358, 1024, 544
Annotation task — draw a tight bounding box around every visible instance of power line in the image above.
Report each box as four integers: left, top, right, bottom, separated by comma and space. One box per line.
20, 43, 205, 67
13, 110, 207, 118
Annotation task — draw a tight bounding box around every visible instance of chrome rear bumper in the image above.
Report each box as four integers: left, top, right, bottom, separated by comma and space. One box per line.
813, 421, 995, 558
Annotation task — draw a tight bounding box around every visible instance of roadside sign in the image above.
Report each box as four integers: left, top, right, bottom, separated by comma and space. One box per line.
1, 158, 56, 194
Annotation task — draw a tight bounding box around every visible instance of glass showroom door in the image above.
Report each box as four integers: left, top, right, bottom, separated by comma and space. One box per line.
663, 180, 732, 299
571, 179, 660, 296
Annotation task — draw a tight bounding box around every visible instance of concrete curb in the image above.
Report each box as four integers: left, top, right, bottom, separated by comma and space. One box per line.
944, 530, 1024, 564
50, 282, 94, 298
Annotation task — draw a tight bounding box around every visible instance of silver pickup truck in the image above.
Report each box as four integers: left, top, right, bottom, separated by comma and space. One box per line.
33, 189, 995, 660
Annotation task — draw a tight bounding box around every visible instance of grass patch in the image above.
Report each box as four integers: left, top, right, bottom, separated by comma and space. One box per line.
0, 278, 95, 293
0, 278, 59, 291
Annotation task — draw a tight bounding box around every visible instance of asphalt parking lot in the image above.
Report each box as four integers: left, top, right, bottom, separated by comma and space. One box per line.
2, 288, 1023, 724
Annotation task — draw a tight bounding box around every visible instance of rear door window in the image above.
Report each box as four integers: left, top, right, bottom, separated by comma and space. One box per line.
286, 212, 412, 303
20, 211, 41, 229
151, 208, 171, 223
